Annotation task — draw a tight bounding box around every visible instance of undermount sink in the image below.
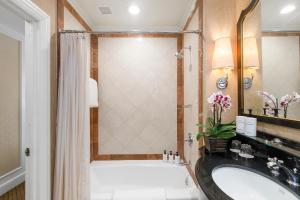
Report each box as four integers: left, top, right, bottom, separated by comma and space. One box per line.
212, 166, 299, 200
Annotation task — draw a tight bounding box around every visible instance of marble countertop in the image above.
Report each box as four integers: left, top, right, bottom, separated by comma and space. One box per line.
195, 151, 300, 200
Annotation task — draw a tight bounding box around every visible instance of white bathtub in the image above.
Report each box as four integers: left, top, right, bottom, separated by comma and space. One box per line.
90, 160, 201, 200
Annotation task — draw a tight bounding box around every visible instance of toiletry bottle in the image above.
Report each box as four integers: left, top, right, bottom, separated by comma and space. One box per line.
175, 151, 180, 164
169, 151, 174, 163
163, 150, 168, 162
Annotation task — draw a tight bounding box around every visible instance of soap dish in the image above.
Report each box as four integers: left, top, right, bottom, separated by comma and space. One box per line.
239, 153, 254, 159
230, 149, 241, 153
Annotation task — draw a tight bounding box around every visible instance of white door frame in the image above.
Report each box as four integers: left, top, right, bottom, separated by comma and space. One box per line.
0, 1, 51, 200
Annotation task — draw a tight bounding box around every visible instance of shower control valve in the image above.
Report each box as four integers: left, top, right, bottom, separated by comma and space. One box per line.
184, 133, 193, 146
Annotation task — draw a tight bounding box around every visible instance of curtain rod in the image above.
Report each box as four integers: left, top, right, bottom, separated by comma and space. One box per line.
58, 29, 201, 34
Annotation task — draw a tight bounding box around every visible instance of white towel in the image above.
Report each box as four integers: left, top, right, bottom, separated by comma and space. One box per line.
113, 188, 166, 200
88, 78, 99, 108
236, 116, 245, 134
245, 117, 257, 137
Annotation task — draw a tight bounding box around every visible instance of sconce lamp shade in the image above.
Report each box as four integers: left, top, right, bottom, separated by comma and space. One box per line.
212, 37, 234, 69
243, 37, 259, 69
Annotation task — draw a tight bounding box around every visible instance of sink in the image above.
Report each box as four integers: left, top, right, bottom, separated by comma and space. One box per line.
212, 166, 299, 200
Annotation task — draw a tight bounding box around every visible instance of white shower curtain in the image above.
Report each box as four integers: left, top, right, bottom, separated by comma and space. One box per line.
54, 33, 90, 200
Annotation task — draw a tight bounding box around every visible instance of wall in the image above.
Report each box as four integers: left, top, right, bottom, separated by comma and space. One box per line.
262, 36, 300, 119
0, 33, 20, 177
203, 0, 238, 123
183, 8, 200, 169
64, 7, 85, 30
98, 37, 178, 155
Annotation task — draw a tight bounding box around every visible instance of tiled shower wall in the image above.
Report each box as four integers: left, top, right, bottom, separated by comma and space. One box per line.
98, 37, 177, 155
183, 8, 200, 169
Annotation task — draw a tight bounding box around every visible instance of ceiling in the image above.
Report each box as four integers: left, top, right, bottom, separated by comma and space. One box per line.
261, 0, 300, 31
67, 0, 196, 32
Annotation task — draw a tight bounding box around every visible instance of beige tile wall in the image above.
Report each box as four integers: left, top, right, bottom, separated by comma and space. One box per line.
98, 37, 178, 154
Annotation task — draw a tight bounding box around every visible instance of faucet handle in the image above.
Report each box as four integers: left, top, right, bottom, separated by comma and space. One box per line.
278, 160, 284, 164
268, 157, 277, 162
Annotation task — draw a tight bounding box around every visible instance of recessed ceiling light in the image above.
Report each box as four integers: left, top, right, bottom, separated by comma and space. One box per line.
280, 5, 296, 14
128, 5, 140, 15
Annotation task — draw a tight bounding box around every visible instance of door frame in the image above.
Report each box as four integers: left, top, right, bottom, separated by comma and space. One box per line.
0, 1, 51, 200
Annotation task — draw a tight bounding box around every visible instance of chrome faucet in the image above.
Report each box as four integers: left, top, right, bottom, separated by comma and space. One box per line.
267, 157, 300, 187
184, 133, 193, 146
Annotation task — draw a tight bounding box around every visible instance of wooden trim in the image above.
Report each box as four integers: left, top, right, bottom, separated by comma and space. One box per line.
94, 154, 162, 160
90, 33, 184, 160
183, 0, 199, 31
90, 35, 99, 161
262, 32, 300, 37
57, 0, 65, 30
198, 0, 204, 147
177, 34, 184, 158
237, 0, 259, 115
64, 1, 92, 31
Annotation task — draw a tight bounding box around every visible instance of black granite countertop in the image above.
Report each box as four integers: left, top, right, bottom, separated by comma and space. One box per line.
195, 151, 300, 200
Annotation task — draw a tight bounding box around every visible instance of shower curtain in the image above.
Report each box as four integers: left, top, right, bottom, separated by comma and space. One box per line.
54, 33, 90, 200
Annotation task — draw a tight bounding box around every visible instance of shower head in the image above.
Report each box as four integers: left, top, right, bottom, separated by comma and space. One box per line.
175, 50, 184, 59
175, 46, 191, 59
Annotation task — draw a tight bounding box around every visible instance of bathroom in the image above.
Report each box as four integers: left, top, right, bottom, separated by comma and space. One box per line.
0, 0, 300, 200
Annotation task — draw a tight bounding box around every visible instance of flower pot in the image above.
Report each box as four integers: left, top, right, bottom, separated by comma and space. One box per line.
204, 136, 229, 153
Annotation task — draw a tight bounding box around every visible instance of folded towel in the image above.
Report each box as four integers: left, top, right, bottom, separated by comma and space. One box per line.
88, 78, 99, 108
113, 188, 166, 200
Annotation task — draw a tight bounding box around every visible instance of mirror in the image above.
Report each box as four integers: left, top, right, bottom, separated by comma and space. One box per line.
238, 0, 300, 127
0, 32, 22, 178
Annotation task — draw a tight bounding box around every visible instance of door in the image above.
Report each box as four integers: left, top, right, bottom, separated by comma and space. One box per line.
0, 5, 27, 199
0, 1, 51, 200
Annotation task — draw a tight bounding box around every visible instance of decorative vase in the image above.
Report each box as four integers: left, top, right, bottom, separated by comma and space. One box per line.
248, 109, 252, 115
263, 108, 267, 115
273, 108, 280, 117
204, 136, 229, 153
283, 108, 288, 118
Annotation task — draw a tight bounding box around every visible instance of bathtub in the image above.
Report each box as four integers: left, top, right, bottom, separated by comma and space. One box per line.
90, 160, 202, 200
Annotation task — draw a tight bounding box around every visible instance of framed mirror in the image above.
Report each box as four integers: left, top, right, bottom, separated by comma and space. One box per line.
237, 0, 300, 129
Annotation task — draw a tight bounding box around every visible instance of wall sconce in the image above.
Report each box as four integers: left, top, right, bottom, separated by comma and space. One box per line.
212, 37, 234, 89
243, 37, 259, 89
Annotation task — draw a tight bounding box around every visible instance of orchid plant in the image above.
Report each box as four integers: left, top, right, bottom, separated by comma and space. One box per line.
257, 91, 279, 116
257, 91, 300, 118
279, 92, 300, 118
197, 91, 236, 140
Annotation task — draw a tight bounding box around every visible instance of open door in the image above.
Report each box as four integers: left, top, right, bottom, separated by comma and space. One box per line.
0, 1, 51, 200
